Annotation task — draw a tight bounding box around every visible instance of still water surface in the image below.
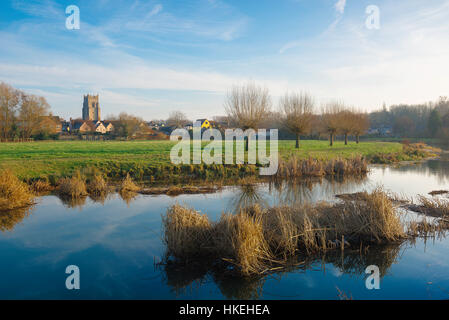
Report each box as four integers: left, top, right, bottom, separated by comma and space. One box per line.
1, 155, 449, 299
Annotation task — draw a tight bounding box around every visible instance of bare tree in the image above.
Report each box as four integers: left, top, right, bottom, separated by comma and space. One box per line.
107, 113, 145, 138
19, 93, 50, 138
166, 111, 189, 129
352, 112, 370, 143
0, 82, 20, 139
280, 92, 314, 148
337, 109, 355, 145
224, 82, 271, 150
321, 101, 344, 147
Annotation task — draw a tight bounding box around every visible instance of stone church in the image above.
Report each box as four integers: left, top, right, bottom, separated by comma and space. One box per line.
82, 94, 101, 121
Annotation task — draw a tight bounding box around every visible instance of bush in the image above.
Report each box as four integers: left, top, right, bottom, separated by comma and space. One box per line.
0, 170, 35, 211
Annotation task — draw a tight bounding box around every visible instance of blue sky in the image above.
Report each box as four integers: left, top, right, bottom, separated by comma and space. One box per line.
1, 0, 449, 120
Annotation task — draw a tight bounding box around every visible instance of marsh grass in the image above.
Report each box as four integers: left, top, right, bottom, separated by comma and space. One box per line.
162, 204, 213, 260
276, 156, 368, 179
162, 188, 407, 276
214, 211, 273, 275
30, 178, 54, 193
417, 196, 449, 217
0, 169, 35, 211
57, 170, 87, 198
87, 173, 108, 196
120, 173, 140, 193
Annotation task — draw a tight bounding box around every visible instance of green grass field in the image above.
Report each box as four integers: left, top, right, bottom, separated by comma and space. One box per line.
0, 140, 409, 180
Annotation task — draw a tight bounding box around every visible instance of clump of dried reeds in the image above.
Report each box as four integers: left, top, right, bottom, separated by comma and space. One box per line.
87, 173, 108, 196
0, 169, 35, 211
120, 173, 140, 193
214, 211, 272, 275
57, 171, 87, 198
325, 188, 406, 243
162, 187, 406, 277
30, 178, 54, 193
276, 156, 368, 179
416, 195, 449, 218
162, 204, 213, 260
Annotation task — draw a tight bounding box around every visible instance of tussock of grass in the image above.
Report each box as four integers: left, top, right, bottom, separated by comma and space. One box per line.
162, 188, 406, 276
162, 204, 213, 260
0, 169, 35, 211
87, 173, 108, 196
417, 196, 449, 217
30, 179, 53, 193
327, 188, 405, 243
214, 211, 272, 275
57, 171, 87, 198
120, 173, 140, 193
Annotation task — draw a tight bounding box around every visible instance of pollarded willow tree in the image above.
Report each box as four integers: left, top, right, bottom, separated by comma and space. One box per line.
224, 82, 271, 150
280, 92, 314, 148
166, 111, 190, 129
337, 108, 356, 146
321, 101, 344, 147
352, 112, 370, 144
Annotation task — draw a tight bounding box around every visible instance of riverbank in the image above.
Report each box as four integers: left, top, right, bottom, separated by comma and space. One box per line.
0, 140, 439, 183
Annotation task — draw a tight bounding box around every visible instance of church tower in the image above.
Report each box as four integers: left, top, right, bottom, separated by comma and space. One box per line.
82, 94, 101, 121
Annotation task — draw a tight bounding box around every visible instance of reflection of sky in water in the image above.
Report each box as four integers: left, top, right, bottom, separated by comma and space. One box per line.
0, 158, 449, 299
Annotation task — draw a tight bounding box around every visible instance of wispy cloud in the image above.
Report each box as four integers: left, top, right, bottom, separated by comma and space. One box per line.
334, 0, 346, 14
11, 0, 61, 18
148, 4, 163, 17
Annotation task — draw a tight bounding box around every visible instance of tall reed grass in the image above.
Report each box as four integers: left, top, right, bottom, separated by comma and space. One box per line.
57, 170, 87, 198
119, 173, 140, 193
162, 187, 406, 276
276, 156, 368, 178
87, 173, 108, 196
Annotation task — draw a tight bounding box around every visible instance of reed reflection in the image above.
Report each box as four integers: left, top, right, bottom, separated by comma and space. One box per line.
159, 242, 403, 299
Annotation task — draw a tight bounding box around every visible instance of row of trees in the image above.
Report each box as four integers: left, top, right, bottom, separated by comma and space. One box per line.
0, 82, 52, 140
224, 82, 370, 148
370, 97, 449, 138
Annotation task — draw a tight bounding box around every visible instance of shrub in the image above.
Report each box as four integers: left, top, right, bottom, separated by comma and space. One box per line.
0, 170, 35, 211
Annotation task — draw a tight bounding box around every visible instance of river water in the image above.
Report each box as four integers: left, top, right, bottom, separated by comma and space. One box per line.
0, 154, 448, 299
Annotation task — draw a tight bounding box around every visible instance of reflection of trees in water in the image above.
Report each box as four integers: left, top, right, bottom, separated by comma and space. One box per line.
159, 242, 403, 299
0, 207, 33, 232
269, 176, 368, 206
228, 184, 268, 213
386, 159, 449, 185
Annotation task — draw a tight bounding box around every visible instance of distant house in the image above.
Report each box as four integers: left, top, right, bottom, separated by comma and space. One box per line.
93, 121, 107, 134
196, 119, 211, 129
69, 119, 116, 134
148, 120, 166, 130
103, 121, 115, 133
367, 126, 393, 136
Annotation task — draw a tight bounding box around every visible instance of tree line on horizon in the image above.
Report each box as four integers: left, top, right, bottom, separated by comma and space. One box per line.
2, 81, 448, 143
167, 82, 449, 148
